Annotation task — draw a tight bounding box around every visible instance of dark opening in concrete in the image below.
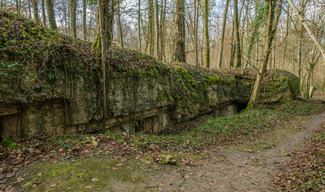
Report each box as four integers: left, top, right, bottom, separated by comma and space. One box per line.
237, 102, 248, 113
134, 119, 144, 133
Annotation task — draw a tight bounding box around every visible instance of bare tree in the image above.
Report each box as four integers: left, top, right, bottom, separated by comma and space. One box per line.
204, 0, 210, 68
287, 0, 325, 61
138, 0, 141, 51
217, 0, 230, 68
96, 0, 114, 128
117, 0, 123, 48
32, 0, 40, 23
41, 0, 46, 26
249, 0, 283, 108
83, 0, 87, 40
71, 0, 77, 38
174, 0, 186, 62
148, 0, 154, 56
233, 0, 241, 68
46, 0, 57, 29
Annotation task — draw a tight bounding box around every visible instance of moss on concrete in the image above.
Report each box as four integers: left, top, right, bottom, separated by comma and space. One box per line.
22, 158, 148, 192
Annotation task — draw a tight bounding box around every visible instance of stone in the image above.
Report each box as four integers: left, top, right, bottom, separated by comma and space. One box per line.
161, 154, 177, 165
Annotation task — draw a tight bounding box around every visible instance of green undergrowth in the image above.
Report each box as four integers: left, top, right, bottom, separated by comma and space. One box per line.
106, 100, 325, 153
273, 99, 325, 116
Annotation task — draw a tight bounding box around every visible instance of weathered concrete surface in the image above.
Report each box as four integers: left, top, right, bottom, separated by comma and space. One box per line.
0, 67, 300, 140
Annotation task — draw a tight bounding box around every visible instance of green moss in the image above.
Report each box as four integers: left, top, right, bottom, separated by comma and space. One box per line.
23, 158, 148, 192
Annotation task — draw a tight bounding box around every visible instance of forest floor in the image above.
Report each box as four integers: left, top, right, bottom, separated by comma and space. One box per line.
1, 94, 325, 192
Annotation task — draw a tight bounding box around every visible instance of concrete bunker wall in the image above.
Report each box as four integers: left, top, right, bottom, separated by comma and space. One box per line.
0, 69, 299, 141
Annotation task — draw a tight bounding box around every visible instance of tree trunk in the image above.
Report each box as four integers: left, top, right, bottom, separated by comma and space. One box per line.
117, 0, 123, 48
16, 0, 21, 15
249, 0, 282, 108
41, 0, 46, 26
138, 0, 141, 51
32, 0, 40, 23
63, 3, 68, 35
281, 9, 290, 67
194, 0, 199, 66
233, 0, 241, 68
71, 0, 77, 38
148, 0, 154, 56
155, 0, 160, 59
83, 0, 87, 41
217, 0, 230, 69
229, 19, 235, 68
174, 0, 186, 62
204, 0, 210, 68
97, 0, 113, 128
245, 1, 265, 68
28, 0, 32, 19
287, 0, 325, 60
160, 0, 166, 61
46, 0, 57, 29
0, 0, 3, 12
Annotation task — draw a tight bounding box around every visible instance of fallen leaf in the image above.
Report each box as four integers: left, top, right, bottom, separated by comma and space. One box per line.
91, 178, 99, 182
16, 177, 24, 183
84, 186, 92, 189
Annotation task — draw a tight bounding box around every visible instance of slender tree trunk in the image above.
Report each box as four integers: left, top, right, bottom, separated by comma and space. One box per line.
217, 0, 230, 68
194, 0, 199, 66
117, 0, 123, 48
0, 0, 3, 11
273, 39, 276, 68
83, 0, 87, 41
160, 0, 166, 61
63, 3, 68, 34
138, 0, 141, 51
230, 19, 235, 68
148, 0, 154, 56
97, 0, 113, 129
32, 0, 40, 23
155, 0, 160, 59
297, 0, 306, 89
246, 1, 264, 68
71, 0, 77, 38
15, 0, 21, 15
41, 0, 46, 26
287, 0, 325, 60
249, 0, 283, 108
28, 0, 32, 18
204, 0, 210, 68
174, 0, 186, 62
46, 0, 57, 29
233, 0, 241, 68
89, 5, 95, 39
298, 34, 302, 80
281, 9, 289, 67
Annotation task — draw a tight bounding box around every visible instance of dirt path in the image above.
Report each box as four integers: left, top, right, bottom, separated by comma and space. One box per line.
145, 111, 325, 192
